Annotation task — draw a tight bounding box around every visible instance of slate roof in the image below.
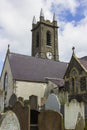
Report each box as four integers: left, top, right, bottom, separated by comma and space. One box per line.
80, 56, 87, 61
48, 78, 64, 87
8, 53, 67, 83
79, 56, 87, 70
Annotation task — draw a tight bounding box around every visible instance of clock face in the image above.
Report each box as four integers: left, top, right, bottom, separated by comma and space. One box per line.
46, 52, 53, 59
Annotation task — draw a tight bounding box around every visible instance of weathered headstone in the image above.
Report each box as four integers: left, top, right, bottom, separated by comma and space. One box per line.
12, 101, 30, 130
45, 93, 61, 112
0, 111, 20, 130
65, 99, 85, 130
38, 110, 64, 130
75, 112, 85, 130
9, 93, 17, 107
29, 95, 38, 110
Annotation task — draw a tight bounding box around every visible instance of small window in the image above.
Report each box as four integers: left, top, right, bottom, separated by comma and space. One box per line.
80, 77, 86, 91
4, 73, 8, 107
75, 77, 78, 93
65, 81, 69, 92
72, 78, 74, 94
36, 32, 39, 47
4, 73, 8, 92
46, 31, 51, 46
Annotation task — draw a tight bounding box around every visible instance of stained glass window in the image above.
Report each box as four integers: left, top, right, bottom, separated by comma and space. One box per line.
80, 77, 86, 91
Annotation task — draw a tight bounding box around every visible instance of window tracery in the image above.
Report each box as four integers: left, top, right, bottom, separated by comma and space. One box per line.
80, 77, 86, 91
70, 68, 79, 94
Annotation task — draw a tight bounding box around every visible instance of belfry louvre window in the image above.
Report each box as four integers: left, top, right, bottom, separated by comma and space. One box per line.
36, 32, 39, 47
46, 31, 51, 46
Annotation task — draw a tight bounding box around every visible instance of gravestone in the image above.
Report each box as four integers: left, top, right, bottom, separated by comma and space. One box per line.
65, 99, 85, 130
9, 93, 17, 107
12, 101, 30, 130
38, 110, 64, 130
29, 95, 38, 110
75, 112, 85, 130
0, 111, 20, 130
45, 93, 61, 112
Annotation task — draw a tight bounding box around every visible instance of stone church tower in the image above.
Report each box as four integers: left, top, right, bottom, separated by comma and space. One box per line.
31, 9, 59, 61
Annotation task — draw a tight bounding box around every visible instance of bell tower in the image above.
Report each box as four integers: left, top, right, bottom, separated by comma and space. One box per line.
31, 9, 59, 61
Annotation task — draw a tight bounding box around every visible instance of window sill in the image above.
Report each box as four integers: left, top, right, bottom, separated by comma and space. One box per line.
46, 45, 52, 48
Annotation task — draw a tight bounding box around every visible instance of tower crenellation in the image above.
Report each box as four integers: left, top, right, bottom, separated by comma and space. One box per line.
32, 16, 36, 24
31, 9, 59, 61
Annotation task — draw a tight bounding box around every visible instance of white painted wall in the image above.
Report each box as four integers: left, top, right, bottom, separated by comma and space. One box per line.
1, 56, 14, 107
0, 79, 1, 88
0, 82, 4, 112
15, 81, 47, 106
64, 99, 85, 129
0, 93, 4, 112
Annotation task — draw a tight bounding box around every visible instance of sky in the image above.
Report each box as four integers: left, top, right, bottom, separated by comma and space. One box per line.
0, 0, 87, 75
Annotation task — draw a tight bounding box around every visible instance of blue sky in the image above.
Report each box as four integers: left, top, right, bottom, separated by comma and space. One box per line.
0, 0, 87, 75
51, 0, 86, 22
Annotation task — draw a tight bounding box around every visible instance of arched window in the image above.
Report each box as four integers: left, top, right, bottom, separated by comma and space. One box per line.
4, 73, 8, 92
80, 77, 86, 91
46, 31, 51, 46
70, 68, 79, 94
36, 32, 39, 47
4, 73, 8, 107
72, 77, 74, 94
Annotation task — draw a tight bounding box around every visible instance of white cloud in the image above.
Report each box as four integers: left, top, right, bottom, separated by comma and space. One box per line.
45, 0, 79, 15
59, 16, 87, 61
0, 0, 52, 55
0, 0, 87, 74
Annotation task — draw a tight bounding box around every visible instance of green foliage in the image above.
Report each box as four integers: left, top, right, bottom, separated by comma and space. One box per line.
58, 92, 68, 105
84, 121, 87, 130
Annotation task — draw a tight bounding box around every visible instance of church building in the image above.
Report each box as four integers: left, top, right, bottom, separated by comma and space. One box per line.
0, 9, 67, 111
64, 47, 87, 120
0, 7, 87, 130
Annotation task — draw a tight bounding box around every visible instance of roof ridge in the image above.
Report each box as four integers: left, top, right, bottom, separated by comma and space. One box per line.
79, 56, 87, 61
9, 52, 31, 58
9, 52, 67, 64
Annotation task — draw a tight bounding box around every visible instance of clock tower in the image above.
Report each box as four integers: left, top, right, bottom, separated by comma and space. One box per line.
31, 9, 59, 61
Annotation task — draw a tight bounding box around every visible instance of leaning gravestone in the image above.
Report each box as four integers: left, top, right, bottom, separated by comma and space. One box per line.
45, 93, 61, 112
0, 111, 20, 130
